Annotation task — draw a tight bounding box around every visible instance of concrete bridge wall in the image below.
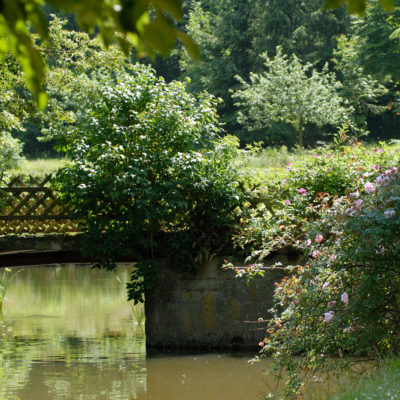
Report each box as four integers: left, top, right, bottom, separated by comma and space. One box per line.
0, 234, 303, 350
146, 253, 303, 350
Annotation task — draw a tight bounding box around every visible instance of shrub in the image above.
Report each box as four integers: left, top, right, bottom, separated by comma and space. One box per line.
55, 65, 248, 303
232, 136, 400, 398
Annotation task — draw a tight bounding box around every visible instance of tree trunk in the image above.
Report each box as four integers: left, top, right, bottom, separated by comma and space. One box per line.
298, 126, 304, 148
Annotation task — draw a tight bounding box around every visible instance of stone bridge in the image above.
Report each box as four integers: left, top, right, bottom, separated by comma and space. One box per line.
0, 233, 302, 350
0, 176, 303, 350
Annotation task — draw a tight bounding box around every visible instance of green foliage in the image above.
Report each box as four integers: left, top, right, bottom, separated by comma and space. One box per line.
353, 0, 400, 82
325, 0, 395, 15
179, 0, 350, 137
0, 0, 198, 107
54, 65, 247, 302
333, 35, 388, 132
232, 136, 400, 398
233, 48, 350, 147
0, 133, 23, 175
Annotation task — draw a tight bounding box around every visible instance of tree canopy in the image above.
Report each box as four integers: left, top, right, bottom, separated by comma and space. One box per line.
0, 0, 199, 108
233, 48, 350, 147
0, 0, 394, 109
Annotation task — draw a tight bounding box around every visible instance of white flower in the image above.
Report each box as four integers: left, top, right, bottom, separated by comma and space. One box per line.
384, 209, 395, 219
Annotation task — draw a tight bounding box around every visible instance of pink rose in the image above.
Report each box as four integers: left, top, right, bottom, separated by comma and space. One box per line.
324, 311, 334, 322
312, 250, 321, 258
329, 254, 337, 262
354, 199, 363, 209
299, 188, 307, 195
364, 182, 375, 193
315, 234, 323, 244
341, 292, 349, 305
285, 199, 291, 205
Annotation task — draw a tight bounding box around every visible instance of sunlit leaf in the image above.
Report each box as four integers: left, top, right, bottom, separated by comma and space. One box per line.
380, 0, 394, 11
176, 30, 200, 60
153, 0, 183, 19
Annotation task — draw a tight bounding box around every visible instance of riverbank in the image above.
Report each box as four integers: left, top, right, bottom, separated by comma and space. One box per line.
330, 357, 400, 400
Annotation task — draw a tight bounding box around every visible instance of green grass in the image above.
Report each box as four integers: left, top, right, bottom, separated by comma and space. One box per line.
330, 358, 400, 400
247, 140, 400, 172
8, 157, 71, 176
247, 145, 311, 170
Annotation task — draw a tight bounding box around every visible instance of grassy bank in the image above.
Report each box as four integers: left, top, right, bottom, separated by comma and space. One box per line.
330, 358, 400, 400
7, 157, 71, 176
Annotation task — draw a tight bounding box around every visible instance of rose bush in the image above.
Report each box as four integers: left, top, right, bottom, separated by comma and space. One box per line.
232, 135, 400, 398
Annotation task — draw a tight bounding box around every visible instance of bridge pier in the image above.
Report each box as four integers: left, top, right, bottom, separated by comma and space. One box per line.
145, 253, 302, 350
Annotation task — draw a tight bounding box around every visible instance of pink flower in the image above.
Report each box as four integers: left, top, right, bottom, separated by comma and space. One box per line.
341, 292, 349, 305
306, 239, 312, 246
258, 341, 264, 347
282, 178, 287, 185
374, 148, 378, 152
364, 182, 375, 193
343, 327, 351, 333
374, 165, 381, 171
285, 199, 291, 205
329, 254, 337, 262
324, 311, 334, 322
350, 190, 360, 199
384, 209, 395, 218
312, 250, 321, 258
299, 188, 307, 195
322, 281, 329, 289
312, 153, 318, 157
315, 234, 323, 244
354, 199, 363, 209
327, 167, 332, 172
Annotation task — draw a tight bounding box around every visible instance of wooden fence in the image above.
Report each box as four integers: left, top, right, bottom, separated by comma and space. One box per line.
0, 175, 80, 235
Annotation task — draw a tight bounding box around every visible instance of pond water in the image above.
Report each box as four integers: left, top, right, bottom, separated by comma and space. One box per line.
0, 265, 340, 400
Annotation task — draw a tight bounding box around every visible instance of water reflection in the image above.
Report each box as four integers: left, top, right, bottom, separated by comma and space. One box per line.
0, 265, 340, 400
0, 265, 270, 400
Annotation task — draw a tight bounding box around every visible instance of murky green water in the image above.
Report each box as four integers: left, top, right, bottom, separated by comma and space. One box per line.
0, 265, 277, 400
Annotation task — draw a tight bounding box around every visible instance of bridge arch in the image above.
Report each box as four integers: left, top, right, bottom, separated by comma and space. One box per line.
0, 234, 302, 350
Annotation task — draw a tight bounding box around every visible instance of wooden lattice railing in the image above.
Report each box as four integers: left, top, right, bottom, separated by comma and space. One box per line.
0, 174, 81, 235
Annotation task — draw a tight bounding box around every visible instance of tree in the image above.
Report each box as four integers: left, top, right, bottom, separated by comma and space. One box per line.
179, 0, 350, 139
0, 0, 393, 109
326, 0, 395, 15
233, 48, 350, 147
353, 0, 400, 82
0, 16, 135, 157
333, 34, 388, 133
0, 0, 198, 108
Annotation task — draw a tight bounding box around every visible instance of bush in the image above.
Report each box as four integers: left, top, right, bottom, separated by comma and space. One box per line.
232, 135, 400, 398
55, 65, 248, 303
0, 133, 23, 175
